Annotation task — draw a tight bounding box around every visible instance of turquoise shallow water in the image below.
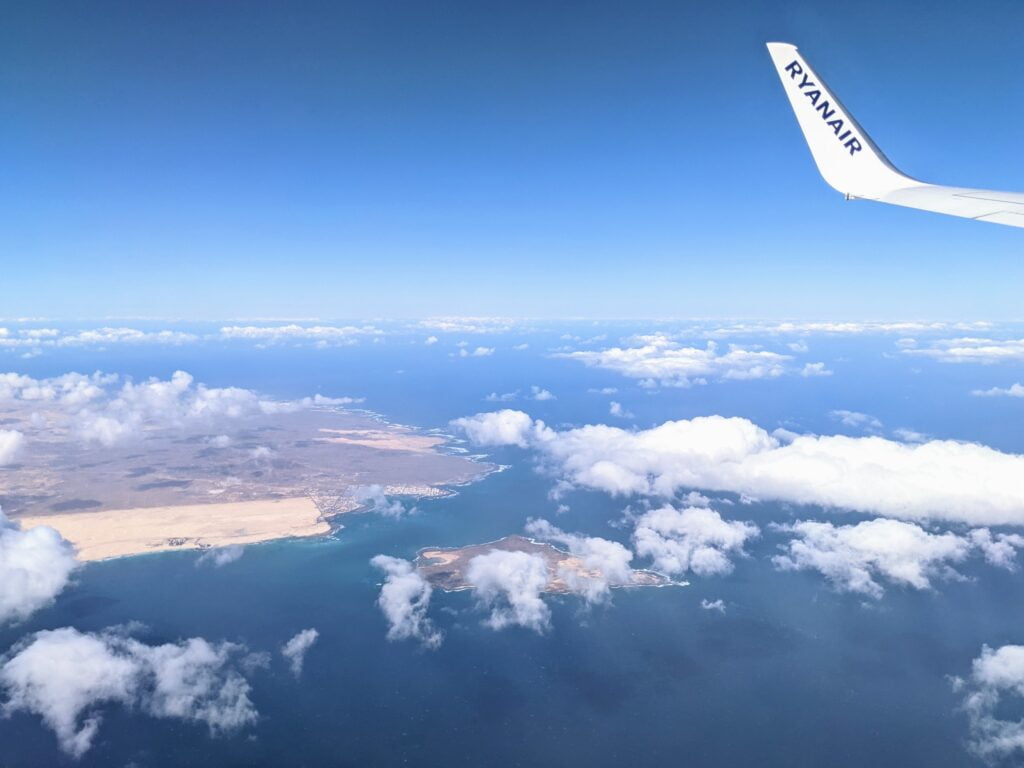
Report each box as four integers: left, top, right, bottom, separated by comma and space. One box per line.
4, 326, 1024, 766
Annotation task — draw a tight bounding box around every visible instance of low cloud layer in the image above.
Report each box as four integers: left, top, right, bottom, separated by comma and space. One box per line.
554, 334, 803, 387
632, 505, 758, 577
973, 383, 1024, 398
220, 324, 382, 345
280, 629, 319, 677
466, 550, 551, 632
0, 508, 78, 624
0, 626, 259, 757
954, 644, 1024, 760
0, 370, 356, 448
525, 519, 634, 602
773, 519, 1024, 598
371, 556, 442, 648
0, 429, 25, 465
352, 485, 417, 518
451, 411, 1024, 526
904, 337, 1024, 364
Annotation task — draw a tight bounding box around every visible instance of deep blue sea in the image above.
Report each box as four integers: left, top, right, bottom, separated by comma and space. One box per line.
4, 322, 1024, 767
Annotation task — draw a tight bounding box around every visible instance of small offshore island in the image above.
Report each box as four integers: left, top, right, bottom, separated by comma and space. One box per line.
417, 535, 675, 592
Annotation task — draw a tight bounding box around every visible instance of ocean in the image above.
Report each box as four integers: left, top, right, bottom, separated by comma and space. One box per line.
3, 322, 1024, 766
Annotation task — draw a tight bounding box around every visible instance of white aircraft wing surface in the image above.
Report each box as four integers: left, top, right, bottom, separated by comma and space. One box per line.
767, 42, 1024, 228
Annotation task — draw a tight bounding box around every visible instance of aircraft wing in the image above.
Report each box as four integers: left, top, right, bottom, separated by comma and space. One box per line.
766, 42, 1024, 228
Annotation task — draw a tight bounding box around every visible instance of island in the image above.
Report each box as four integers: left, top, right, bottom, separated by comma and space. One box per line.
3, 405, 489, 561
416, 535, 675, 592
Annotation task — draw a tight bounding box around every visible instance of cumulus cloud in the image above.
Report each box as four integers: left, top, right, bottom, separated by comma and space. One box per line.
0, 626, 258, 757
450, 409, 538, 448
955, 644, 1024, 761
351, 485, 417, 518
485, 390, 519, 402
0, 371, 113, 406
419, 317, 518, 333
632, 505, 758, 577
465, 550, 551, 632
830, 410, 883, 431
800, 362, 833, 377
973, 383, 1024, 398
0, 328, 198, 349
280, 629, 319, 677
458, 346, 494, 358
424, 336, 439, 345
530, 386, 555, 401
525, 519, 634, 603
554, 334, 793, 387
905, 337, 1024, 364
0, 429, 25, 465
370, 556, 442, 648
451, 411, 1024, 526
0, 370, 357, 447
701, 598, 726, 613
772, 519, 1024, 598
219, 324, 382, 345
608, 401, 634, 419
704, 321, 991, 337
0, 508, 79, 624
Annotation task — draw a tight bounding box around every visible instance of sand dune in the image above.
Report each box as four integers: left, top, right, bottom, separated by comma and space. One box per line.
18, 497, 330, 562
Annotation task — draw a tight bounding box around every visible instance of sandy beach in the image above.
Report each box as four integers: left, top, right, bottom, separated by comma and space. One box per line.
17, 497, 330, 562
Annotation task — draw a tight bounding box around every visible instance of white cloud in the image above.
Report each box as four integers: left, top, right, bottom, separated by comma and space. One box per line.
465, 550, 551, 632
905, 337, 1024, 364
800, 362, 833, 377
589, 387, 618, 395
59, 328, 199, 346
892, 427, 929, 443
955, 644, 1024, 760
700, 598, 726, 613
555, 334, 792, 387
484, 390, 519, 402
459, 346, 494, 358
424, 336, 439, 345
0, 371, 113, 406
450, 409, 539, 449
0, 429, 25, 465
632, 505, 758, 577
351, 485, 417, 518
530, 386, 555, 401
969, 528, 1024, 569
0, 328, 199, 349
419, 317, 518, 333
0, 370, 357, 448
370, 556, 442, 648
525, 519, 634, 603
973, 383, 1024, 398
196, 545, 245, 568
706, 321, 991, 337
0, 508, 79, 624
608, 401, 633, 419
772, 518, 1024, 598
452, 411, 1024, 526
219, 324, 382, 344
830, 410, 882, 431
280, 629, 319, 677
0, 626, 258, 758
513, 343, 530, 351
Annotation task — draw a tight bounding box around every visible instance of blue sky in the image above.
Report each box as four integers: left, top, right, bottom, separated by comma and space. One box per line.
4, 0, 1023, 319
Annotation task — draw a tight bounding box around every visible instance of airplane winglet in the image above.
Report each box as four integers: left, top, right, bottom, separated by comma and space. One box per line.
766, 43, 1024, 228
766, 42, 921, 200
